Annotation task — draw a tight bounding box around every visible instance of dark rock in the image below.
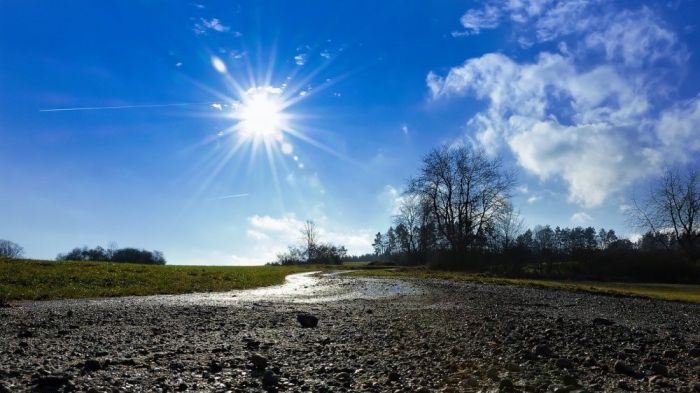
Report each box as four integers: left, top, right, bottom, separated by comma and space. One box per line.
692, 382, 700, 392
251, 353, 268, 370
262, 370, 278, 387
82, 359, 102, 372
0, 383, 10, 393
533, 344, 552, 357
689, 348, 700, 358
336, 372, 352, 382
387, 371, 401, 382
650, 362, 668, 376
498, 378, 516, 392
208, 360, 223, 373
617, 379, 634, 391
17, 329, 33, 338
297, 313, 318, 328
662, 349, 678, 358
593, 318, 614, 326
614, 361, 640, 378
33, 375, 71, 392
177, 382, 187, 391
556, 358, 574, 369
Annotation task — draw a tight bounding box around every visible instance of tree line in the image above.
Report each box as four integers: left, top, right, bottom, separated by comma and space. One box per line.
56, 245, 166, 265
371, 144, 700, 283
272, 220, 348, 265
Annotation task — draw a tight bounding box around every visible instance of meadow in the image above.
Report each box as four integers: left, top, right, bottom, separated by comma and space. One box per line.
0, 258, 324, 301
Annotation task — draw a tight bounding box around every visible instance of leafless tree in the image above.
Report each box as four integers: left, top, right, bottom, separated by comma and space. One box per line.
393, 193, 421, 254
629, 168, 700, 260
300, 220, 319, 262
493, 201, 524, 251
0, 239, 24, 258
408, 144, 515, 255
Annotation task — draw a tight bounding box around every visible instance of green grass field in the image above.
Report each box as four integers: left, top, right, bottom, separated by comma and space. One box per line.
0, 258, 327, 301
346, 268, 700, 304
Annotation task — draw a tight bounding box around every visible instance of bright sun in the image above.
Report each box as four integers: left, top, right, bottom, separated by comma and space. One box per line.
234, 86, 288, 141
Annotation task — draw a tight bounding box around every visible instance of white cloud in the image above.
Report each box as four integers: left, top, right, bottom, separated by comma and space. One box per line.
527, 195, 541, 204
457, 5, 503, 35
228, 214, 373, 264
193, 18, 231, 35
429, 2, 699, 207
294, 54, 306, 66
570, 211, 592, 224
380, 185, 404, 215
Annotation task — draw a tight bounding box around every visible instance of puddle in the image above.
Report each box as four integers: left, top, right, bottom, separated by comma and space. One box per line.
18, 271, 419, 308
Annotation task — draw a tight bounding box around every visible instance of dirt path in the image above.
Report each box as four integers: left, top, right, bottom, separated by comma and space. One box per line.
1, 273, 698, 392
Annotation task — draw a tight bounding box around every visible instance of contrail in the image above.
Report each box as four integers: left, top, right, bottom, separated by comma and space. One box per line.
39, 102, 216, 112
207, 193, 250, 201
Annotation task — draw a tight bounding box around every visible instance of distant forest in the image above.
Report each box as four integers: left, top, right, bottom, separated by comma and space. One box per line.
368, 144, 699, 283
56, 245, 166, 265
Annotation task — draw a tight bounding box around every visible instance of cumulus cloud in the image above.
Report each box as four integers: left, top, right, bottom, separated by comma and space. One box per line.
232, 214, 373, 264
430, 1, 699, 207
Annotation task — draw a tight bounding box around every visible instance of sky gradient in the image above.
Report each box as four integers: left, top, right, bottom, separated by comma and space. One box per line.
1, 0, 699, 264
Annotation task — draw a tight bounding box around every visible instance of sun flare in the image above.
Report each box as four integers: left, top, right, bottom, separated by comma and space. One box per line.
233, 86, 288, 142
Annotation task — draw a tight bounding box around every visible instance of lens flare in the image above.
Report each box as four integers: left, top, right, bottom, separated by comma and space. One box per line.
233, 86, 288, 141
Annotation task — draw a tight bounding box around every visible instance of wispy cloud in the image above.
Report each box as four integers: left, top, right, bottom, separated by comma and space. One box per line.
571, 211, 593, 225
192, 17, 235, 35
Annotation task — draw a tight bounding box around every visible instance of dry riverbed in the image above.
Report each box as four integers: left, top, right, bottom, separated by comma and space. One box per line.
1, 272, 699, 392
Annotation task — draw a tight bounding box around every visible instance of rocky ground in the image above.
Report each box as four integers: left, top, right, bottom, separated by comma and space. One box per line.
1, 273, 699, 392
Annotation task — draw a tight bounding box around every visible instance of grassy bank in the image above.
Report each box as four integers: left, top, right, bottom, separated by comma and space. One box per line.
346, 268, 700, 304
0, 259, 326, 301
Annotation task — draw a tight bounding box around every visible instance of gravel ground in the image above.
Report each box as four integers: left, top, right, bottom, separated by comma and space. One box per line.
1, 272, 699, 393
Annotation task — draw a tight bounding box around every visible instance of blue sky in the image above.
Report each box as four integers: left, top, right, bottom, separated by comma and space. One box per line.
1, 0, 699, 264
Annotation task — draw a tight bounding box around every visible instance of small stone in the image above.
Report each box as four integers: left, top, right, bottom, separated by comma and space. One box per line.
556, 358, 574, 369
691, 382, 700, 392
498, 378, 516, 392
617, 379, 634, 391
486, 367, 499, 380
662, 349, 678, 358
561, 374, 578, 386
650, 362, 668, 376
533, 344, 552, 357
614, 361, 640, 378
337, 372, 352, 382
593, 317, 614, 326
83, 359, 102, 372
250, 353, 268, 370
177, 382, 187, 391
262, 370, 279, 387
689, 348, 700, 358
388, 371, 401, 382
208, 360, 223, 373
297, 313, 319, 328
33, 375, 71, 391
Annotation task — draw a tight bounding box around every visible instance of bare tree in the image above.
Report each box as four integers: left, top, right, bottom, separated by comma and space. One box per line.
493, 202, 524, 251
393, 193, 421, 254
408, 144, 515, 255
630, 169, 700, 260
300, 220, 319, 262
0, 239, 24, 258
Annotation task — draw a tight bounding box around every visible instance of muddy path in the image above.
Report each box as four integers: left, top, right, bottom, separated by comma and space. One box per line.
1, 273, 699, 392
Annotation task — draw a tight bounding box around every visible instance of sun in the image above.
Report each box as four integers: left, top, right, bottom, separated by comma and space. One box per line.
232, 86, 289, 142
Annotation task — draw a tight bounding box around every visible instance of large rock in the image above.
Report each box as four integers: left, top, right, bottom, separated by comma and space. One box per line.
250, 353, 268, 370
614, 361, 641, 378
297, 313, 319, 328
